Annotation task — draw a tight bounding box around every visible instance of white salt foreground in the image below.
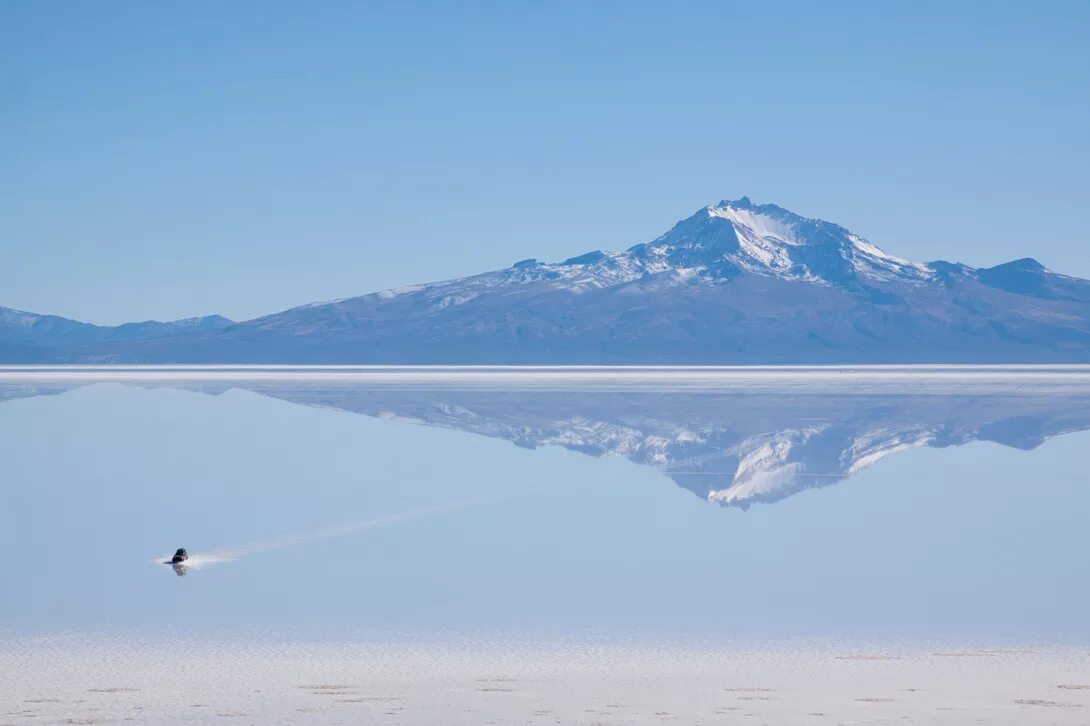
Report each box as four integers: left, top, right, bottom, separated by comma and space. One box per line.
3, 637, 1088, 724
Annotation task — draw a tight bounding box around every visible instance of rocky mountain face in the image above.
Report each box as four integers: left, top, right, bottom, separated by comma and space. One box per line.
5, 198, 1090, 362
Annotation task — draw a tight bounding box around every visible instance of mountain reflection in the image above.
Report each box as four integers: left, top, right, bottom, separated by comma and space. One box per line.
252, 387, 1090, 507
5, 376, 1090, 508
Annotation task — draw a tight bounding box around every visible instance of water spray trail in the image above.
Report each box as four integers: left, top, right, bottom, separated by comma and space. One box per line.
157, 490, 529, 570
204, 499, 473, 561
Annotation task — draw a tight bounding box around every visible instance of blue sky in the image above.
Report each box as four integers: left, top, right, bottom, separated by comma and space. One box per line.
3, 1, 1089, 324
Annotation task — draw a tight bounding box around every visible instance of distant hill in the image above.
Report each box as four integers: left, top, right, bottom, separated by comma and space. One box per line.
6, 197, 1090, 362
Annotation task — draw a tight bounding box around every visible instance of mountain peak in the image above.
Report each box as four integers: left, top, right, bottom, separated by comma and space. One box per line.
709, 196, 804, 222
716, 195, 755, 209
992, 257, 1046, 272
627, 198, 931, 285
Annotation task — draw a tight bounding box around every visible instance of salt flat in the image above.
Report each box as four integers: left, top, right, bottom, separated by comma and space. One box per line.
4, 369, 1089, 725
3, 637, 1088, 725
5, 364, 1090, 393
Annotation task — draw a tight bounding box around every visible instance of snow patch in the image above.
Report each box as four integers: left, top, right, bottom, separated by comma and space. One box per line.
377, 285, 426, 301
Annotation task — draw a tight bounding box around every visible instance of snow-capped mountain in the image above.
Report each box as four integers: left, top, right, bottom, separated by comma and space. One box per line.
628, 197, 934, 284
245, 197, 936, 314
5, 198, 1090, 363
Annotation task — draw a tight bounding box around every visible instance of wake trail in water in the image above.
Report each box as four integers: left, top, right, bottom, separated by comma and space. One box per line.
156, 491, 521, 571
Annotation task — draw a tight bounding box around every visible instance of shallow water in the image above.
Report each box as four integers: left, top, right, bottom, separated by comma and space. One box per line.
3, 366, 1089, 646
4, 368, 1090, 722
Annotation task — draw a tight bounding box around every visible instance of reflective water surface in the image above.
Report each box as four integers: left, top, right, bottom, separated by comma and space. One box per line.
2, 367, 1089, 644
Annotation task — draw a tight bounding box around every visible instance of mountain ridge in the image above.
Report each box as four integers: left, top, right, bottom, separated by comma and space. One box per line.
5, 198, 1090, 363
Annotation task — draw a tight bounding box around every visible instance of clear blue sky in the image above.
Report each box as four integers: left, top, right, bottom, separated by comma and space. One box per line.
3, 1, 1088, 325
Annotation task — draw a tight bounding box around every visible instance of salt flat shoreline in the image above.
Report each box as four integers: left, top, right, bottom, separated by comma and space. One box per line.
5, 364, 1090, 394
3, 637, 1088, 725
7, 363, 1090, 371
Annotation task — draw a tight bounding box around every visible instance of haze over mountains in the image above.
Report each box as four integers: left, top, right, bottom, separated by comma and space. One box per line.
5, 198, 1090, 363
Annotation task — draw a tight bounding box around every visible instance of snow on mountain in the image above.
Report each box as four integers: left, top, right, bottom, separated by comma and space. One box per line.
304, 197, 932, 314
628, 197, 933, 285
438, 198, 933, 296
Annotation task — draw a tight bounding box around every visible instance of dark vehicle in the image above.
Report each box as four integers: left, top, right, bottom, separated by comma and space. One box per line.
171, 548, 188, 564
